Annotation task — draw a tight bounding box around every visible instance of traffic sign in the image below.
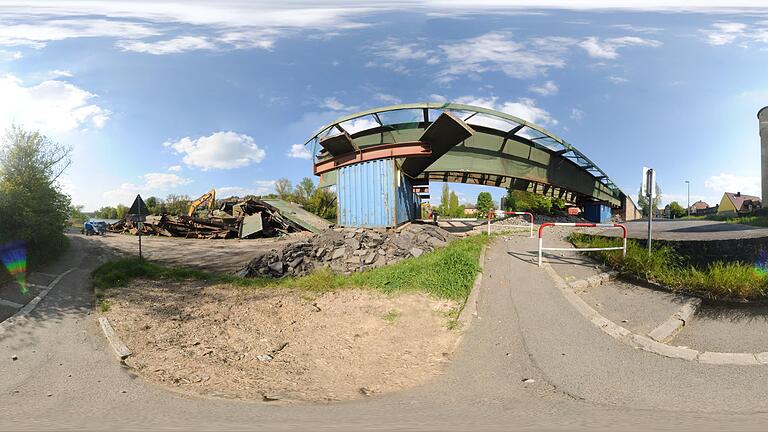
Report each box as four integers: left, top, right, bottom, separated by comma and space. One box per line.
641, 167, 656, 199
127, 194, 149, 221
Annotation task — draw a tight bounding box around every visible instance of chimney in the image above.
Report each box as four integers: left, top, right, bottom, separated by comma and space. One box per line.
737, 191, 741, 197
759, 107, 768, 205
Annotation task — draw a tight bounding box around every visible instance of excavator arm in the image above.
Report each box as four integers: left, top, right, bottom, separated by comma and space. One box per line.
188, 188, 216, 217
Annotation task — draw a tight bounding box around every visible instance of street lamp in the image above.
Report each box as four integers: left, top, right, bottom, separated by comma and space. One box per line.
685, 180, 690, 216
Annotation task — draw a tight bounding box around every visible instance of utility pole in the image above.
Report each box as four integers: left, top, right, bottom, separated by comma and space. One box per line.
685, 180, 690, 216
643, 167, 655, 256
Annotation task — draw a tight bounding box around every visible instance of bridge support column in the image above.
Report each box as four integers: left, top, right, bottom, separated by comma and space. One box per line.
336, 158, 420, 228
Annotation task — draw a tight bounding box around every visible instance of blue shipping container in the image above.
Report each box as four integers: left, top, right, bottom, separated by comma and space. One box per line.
337, 158, 418, 228
584, 203, 612, 223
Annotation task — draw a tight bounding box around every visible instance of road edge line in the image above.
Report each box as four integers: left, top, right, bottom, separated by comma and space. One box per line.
98, 317, 133, 360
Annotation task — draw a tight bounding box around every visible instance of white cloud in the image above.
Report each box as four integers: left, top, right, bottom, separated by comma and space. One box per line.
48, 69, 73, 78
608, 76, 629, 84
218, 180, 275, 197
428, 94, 448, 103
579, 36, 661, 59
165, 131, 266, 170
288, 143, 312, 160
117, 36, 217, 55
0, 19, 158, 49
700, 21, 768, 47
455, 95, 556, 126
0, 74, 110, 133
570, 108, 584, 120
368, 38, 436, 73
339, 117, 379, 134
103, 172, 192, 205
374, 93, 402, 104
611, 24, 663, 33
704, 173, 760, 196
438, 31, 569, 81
321, 97, 357, 112
529, 80, 558, 96
167, 165, 182, 172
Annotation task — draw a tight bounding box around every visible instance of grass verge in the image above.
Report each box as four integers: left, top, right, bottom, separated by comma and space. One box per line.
92, 234, 490, 303
681, 214, 768, 227
570, 233, 768, 300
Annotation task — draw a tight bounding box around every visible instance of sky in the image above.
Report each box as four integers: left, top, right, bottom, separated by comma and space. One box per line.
2, 1, 768, 211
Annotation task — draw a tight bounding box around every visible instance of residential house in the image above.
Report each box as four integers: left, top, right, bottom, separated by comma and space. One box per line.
463, 204, 477, 216
689, 200, 710, 215
717, 192, 762, 215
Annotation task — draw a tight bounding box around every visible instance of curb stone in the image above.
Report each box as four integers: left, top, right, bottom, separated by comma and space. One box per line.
99, 317, 133, 360
457, 244, 487, 328
542, 263, 768, 366
648, 298, 702, 342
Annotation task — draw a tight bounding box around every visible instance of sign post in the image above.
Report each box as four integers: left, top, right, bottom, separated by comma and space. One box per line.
127, 194, 149, 260
642, 167, 656, 256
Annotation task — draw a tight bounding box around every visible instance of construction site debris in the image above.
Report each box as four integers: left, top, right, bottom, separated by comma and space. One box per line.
238, 223, 453, 278
108, 198, 322, 239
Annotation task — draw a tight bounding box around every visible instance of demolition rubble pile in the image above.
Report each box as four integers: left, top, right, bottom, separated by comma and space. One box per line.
476, 213, 590, 231
238, 223, 453, 278
108, 199, 308, 239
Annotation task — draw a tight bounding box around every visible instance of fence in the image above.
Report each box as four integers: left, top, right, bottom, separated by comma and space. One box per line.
487, 211, 534, 238
537, 222, 627, 267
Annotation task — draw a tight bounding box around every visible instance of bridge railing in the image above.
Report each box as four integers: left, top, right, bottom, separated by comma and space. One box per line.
487, 211, 534, 238
538, 222, 627, 267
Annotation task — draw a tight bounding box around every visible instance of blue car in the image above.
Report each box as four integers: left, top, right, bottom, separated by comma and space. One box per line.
82, 221, 107, 236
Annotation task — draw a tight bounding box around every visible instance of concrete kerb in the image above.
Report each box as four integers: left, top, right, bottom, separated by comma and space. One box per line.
648, 298, 702, 343
0, 268, 75, 333
98, 317, 133, 360
542, 263, 768, 366
456, 243, 487, 329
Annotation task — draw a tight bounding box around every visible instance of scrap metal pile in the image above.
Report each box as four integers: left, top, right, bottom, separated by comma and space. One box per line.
108, 198, 318, 239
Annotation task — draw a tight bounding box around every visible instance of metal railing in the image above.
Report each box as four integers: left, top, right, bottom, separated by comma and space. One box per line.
538, 222, 627, 267
487, 211, 534, 238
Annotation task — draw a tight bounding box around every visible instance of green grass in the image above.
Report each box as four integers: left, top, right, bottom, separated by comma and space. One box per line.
92, 233, 490, 302
570, 233, 768, 300
99, 299, 110, 312
382, 310, 399, 323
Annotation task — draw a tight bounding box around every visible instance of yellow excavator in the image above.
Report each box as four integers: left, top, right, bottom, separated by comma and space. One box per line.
188, 188, 216, 217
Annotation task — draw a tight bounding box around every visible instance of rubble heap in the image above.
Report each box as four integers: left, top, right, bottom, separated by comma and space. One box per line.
108, 198, 320, 239
238, 223, 453, 278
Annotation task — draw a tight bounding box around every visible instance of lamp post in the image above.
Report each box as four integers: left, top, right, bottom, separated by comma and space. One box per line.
685, 180, 690, 216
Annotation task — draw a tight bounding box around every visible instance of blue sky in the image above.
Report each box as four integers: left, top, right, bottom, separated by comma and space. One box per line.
2, 1, 768, 211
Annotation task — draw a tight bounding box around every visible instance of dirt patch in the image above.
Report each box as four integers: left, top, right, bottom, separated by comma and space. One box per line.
85, 232, 311, 273
102, 279, 461, 402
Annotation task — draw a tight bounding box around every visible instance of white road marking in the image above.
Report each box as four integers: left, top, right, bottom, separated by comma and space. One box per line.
0, 268, 75, 332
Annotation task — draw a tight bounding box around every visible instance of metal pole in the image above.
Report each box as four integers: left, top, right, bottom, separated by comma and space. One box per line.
139, 230, 142, 260
686, 180, 690, 216
647, 169, 654, 256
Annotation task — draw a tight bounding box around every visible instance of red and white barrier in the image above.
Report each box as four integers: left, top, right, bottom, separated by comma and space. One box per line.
487, 211, 534, 238
538, 222, 627, 267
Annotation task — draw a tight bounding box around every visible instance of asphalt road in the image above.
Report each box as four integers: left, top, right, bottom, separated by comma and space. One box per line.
3, 235, 768, 430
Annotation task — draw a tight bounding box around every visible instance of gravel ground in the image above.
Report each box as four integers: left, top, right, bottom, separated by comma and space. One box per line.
102, 279, 461, 402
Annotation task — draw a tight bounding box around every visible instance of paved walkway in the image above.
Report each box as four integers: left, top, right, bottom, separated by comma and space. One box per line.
4, 235, 768, 430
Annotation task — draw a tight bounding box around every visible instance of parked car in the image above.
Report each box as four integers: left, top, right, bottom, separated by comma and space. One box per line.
82, 221, 107, 236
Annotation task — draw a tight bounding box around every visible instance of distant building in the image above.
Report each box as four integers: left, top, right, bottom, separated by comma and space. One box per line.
463, 204, 477, 216
717, 192, 762, 215
689, 200, 710, 215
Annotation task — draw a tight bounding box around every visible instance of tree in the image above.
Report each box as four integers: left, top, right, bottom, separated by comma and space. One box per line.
637, 184, 662, 217
145, 196, 159, 214
0, 125, 72, 262
505, 189, 554, 214
164, 194, 191, 216
476, 192, 494, 218
668, 201, 686, 219
440, 183, 450, 214
275, 178, 293, 201
68, 205, 87, 226
448, 191, 461, 217
306, 187, 337, 219
294, 177, 316, 206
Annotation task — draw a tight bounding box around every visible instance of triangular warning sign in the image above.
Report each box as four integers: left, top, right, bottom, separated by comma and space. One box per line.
128, 194, 149, 217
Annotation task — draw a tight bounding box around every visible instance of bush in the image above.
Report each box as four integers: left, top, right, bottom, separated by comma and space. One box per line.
0, 126, 72, 264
